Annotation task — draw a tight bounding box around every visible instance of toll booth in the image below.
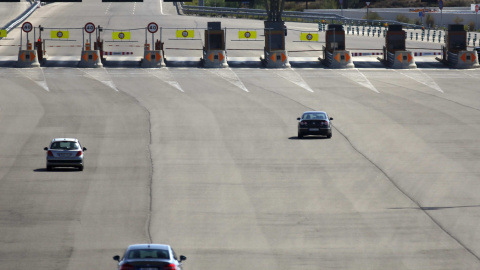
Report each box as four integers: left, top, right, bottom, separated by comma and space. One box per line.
439, 24, 479, 69
202, 22, 228, 68
382, 24, 416, 69
261, 21, 290, 68
35, 38, 46, 63
321, 24, 354, 69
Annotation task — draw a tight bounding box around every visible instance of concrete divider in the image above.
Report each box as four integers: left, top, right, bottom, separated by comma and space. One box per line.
449, 51, 479, 69
261, 50, 290, 68
202, 50, 228, 68
141, 50, 165, 68
78, 50, 103, 68
322, 50, 354, 69
388, 51, 416, 69
16, 49, 40, 67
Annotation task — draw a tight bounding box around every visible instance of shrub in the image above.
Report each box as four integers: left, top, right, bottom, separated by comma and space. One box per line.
453, 16, 464, 24
363, 11, 383, 20
396, 14, 411, 24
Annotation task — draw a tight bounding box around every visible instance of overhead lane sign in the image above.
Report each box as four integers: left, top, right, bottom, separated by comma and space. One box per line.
112, 31, 131, 40
176, 30, 194, 38
300, 32, 319, 41
238, 30, 257, 39
50, 30, 70, 39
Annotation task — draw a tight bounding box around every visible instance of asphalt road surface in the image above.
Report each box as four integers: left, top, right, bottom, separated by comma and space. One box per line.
1, 1, 480, 270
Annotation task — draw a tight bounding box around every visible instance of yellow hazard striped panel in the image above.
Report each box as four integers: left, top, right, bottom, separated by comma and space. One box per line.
112, 31, 131, 40
0, 29, 7, 38
238, 30, 257, 39
50, 30, 70, 39
176, 30, 194, 38
300, 32, 319, 41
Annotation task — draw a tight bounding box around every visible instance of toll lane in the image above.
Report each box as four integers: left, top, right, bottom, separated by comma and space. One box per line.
0, 68, 152, 270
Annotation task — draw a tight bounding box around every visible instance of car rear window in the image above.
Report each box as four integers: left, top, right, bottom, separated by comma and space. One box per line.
303, 113, 326, 120
51, 141, 80, 150
127, 249, 170, 260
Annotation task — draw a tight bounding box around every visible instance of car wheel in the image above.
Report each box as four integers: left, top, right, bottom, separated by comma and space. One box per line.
47, 166, 52, 171
298, 133, 303, 139
327, 133, 332, 139
78, 166, 84, 171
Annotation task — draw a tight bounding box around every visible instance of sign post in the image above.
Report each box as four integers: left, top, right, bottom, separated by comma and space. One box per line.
84, 22, 95, 50
439, 0, 443, 30
339, 0, 343, 16
366, 2, 370, 20
147, 22, 158, 48
22, 22, 33, 50
476, 5, 479, 31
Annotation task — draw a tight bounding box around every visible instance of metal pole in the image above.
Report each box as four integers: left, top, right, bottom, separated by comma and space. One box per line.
440, 9, 443, 29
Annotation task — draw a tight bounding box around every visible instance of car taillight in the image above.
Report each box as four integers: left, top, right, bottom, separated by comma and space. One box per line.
164, 264, 177, 270
75, 151, 82, 157
119, 264, 135, 270
47, 150, 53, 157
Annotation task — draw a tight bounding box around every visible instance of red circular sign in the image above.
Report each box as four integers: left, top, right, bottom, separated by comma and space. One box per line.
22, 22, 33, 33
84, 22, 95, 34
147, 22, 158, 34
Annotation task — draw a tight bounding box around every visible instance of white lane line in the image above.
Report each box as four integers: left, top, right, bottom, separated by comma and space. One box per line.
148, 69, 184, 92
132, 2, 136, 14
207, 68, 249, 92
272, 69, 314, 92
395, 69, 444, 93
105, 3, 111, 14
17, 67, 49, 92
338, 69, 379, 93
80, 68, 119, 92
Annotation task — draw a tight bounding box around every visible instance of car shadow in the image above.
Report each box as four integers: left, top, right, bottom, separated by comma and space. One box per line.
34, 168, 81, 172
288, 136, 329, 140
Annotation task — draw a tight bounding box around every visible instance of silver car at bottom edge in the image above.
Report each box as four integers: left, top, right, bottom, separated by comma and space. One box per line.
113, 244, 187, 270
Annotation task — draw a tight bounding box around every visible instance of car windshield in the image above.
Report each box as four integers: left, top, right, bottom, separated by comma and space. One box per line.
302, 113, 326, 120
50, 141, 80, 150
127, 249, 170, 260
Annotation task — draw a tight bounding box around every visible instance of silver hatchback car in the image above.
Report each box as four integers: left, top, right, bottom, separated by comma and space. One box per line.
113, 244, 187, 270
44, 138, 86, 171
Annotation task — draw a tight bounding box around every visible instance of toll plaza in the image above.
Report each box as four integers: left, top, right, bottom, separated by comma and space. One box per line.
320, 24, 354, 69
261, 21, 290, 68
438, 24, 479, 69
202, 22, 227, 68
381, 24, 416, 69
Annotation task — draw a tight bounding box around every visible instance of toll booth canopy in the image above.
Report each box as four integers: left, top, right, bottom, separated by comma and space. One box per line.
205, 22, 225, 50
446, 24, 466, 53
264, 21, 285, 51
386, 24, 405, 52
325, 24, 345, 52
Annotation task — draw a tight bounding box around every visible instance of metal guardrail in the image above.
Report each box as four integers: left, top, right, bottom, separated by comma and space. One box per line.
180, 4, 424, 30
3, 1, 40, 33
